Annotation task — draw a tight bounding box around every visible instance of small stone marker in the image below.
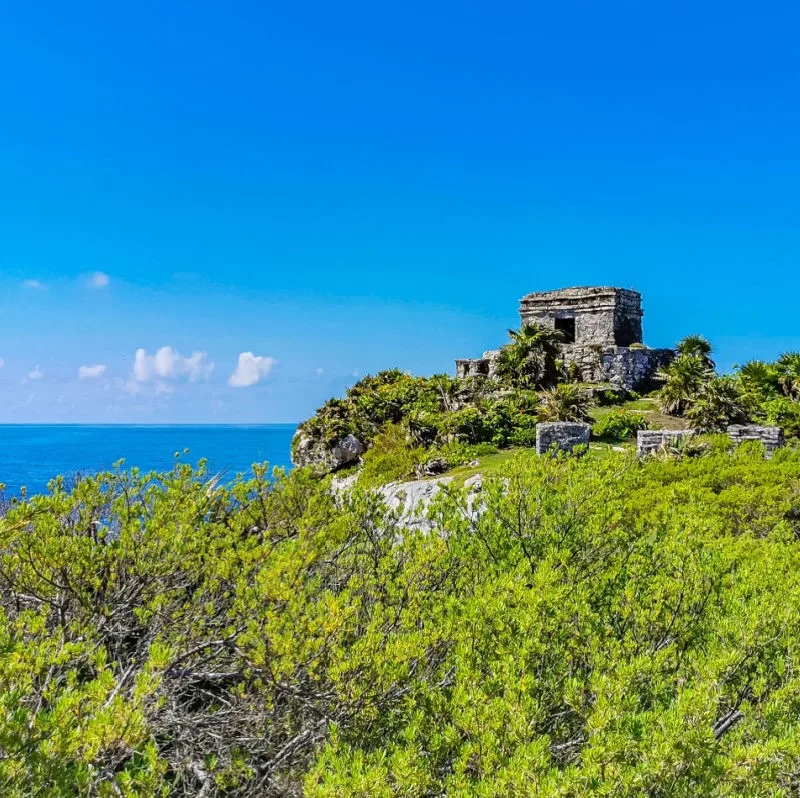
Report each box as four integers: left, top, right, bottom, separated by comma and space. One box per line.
536, 422, 591, 456
637, 429, 694, 457
727, 425, 785, 457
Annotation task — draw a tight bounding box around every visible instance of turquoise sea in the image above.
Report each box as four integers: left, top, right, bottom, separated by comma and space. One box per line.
0, 425, 297, 495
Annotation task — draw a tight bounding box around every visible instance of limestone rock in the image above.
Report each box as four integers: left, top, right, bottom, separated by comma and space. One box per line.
291, 432, 364, 472
536, 422, 591, 455
330, 434, 365, 466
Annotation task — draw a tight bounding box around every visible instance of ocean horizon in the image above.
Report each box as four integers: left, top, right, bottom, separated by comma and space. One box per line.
0, 424, 298, 495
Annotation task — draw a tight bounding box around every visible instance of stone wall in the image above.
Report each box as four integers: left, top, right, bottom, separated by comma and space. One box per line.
456, 345, 672, 391
727, 425, 785, 456
563, 345, 674, 392
454, 349, 500, 379
637, 429, 694, 457
536, 422, 591, 455
454, 358, 490, 379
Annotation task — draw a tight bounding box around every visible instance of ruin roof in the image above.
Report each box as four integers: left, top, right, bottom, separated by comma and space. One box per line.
519, 286, 641, 303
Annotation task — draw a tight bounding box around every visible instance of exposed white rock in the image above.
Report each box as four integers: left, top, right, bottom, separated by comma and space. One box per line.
333, 472, 486, 532
330, 434, 364, 466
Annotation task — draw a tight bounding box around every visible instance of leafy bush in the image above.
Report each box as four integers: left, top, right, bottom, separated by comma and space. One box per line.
437, 441, 499, 466
596, 387, 629, 406
494, 323, 564, 389
6, 451, 800, 793
509, 425, 539, 447
592, 408, 648, 441
761, 396, 800, 438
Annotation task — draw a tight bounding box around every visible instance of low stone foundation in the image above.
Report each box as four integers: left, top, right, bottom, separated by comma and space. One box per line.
637, 429, 695, 457
727, 425, 785, 456
536, 422, 591, 455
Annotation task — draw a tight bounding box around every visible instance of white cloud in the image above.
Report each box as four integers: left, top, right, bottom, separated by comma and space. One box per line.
0, 358, 5, 368
28, 365, 43, 380
87, 271, 110, 289
23, 279, 46, 290
78, 364, 107, 379
228, 352, 277, 388
132, 346, 214, 384
315, 367, 324, 376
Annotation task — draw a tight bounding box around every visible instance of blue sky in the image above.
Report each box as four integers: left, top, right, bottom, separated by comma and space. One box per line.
2, 0, 800, 422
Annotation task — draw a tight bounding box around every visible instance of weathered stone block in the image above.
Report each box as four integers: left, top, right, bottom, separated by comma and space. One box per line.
727, 425, 785, 456
536, 422, 591, 456
637, 429, 694, 457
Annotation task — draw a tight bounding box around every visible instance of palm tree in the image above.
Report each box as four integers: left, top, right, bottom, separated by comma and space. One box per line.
685, 376, 750, 433
538, 384, 590, 422
676, 335, 716, 371
494, 323, 564, 390
737, 360, 779, 398
776, 352, 800, 400
656, 354, 710, 416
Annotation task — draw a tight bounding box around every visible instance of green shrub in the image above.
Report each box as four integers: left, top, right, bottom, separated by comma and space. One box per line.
596, 388, 628, 406
357, 424, 425, 487
509, 426, 539, 447
438, 406, 489, 444
761, 396, 800, 438
592, 408, 648, 441
7, 450, 800, 793
685, 375, 751, 432
438, 441, 499, 466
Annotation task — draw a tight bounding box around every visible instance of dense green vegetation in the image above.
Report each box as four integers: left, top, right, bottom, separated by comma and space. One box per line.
657, 338, 800, 436
5, 444, 800, 795
296, 326, 800, 485
293, 323, 610, 483
9, 326, 800, 794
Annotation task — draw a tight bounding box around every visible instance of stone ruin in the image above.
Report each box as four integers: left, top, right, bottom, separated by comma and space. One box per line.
637, 429, 695, 457
727, 425, 785, 457
638, 426, 787, 458
456, 286, 675, 392
536, 422, 591, 455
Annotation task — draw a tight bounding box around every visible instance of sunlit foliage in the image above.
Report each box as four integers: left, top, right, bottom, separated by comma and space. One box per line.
3, 445, 800, 794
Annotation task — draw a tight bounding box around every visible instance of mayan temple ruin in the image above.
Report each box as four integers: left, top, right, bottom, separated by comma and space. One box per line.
455, 286, 675, 392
